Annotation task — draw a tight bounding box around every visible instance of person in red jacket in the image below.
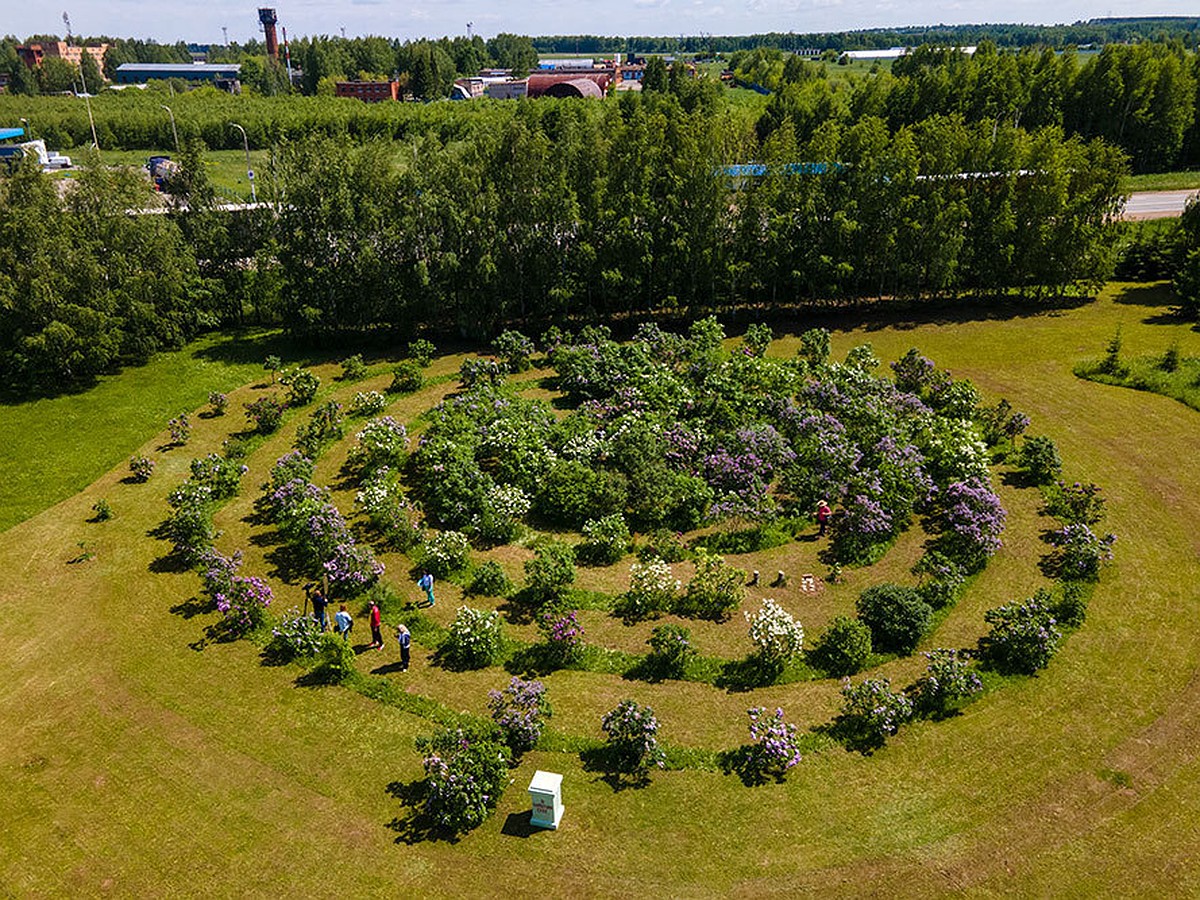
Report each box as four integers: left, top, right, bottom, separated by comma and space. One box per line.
816, 499, 832, 536
368, 600, 383, 650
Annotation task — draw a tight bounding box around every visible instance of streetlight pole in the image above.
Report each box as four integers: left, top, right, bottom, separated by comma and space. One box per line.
161, 104, 179, 152
231, 122, 256, 203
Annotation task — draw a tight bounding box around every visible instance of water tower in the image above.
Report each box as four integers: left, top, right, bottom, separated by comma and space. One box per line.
258, 8, 279, 60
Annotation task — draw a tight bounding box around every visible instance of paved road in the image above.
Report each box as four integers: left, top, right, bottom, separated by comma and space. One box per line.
1123, 189, 1197, 220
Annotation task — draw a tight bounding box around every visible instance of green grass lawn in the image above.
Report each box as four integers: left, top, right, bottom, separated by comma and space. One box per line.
95, 148, 275, 201
2, 286, 1200, 895
1123, 170, 1200, 193
0, 328, 307, 532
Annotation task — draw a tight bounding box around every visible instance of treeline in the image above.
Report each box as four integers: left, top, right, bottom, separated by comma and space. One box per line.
0, 92, 1126, 393
533, 19, 1200, 54
739, 40, 1200, 172
269, 96, 1123, 340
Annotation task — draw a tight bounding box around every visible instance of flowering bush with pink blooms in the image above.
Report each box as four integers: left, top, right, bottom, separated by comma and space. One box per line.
417, 723, 511, 835
488, 677, 552, 753
541, 610, 585, 665
744, 707, 802, 779
601, 699, 665, 775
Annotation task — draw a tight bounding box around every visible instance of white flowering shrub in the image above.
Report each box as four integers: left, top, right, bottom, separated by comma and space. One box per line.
473, 483, 531, 544
619, 557, 681, 619
745, 598, 804, 665
349, 390, 388, 418
443, 606, 504, 669
420, 530, 471, 577
353, 416, 408, 471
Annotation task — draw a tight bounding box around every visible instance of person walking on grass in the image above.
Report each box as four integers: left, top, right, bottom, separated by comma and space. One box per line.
417, 571, 435, 607
396, 623, 411, 671
311, 585, 329, 632
369, 600, 383, 650
335, 604, 353, 642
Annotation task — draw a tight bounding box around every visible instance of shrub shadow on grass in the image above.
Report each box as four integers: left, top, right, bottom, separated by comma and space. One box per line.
718, 745, 784, 787
579, 745, 652, 792
262, 543, 309, 585
622, 655, 680, 684
371, 661, 408, 676
384, 780, 461, 845
497, 588, 543, 626
505, 643, 561, 677
819, 717, 887, 756
169, 595, 214, 620
714, 656, 783, 693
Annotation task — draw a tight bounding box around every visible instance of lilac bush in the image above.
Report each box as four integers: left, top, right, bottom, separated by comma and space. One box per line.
1043, 480, 1106, 526
271, 607, 325, 659
745, 598, 804, 667
621, 557, 681, 620
647, 624, 695, 675
745, 707, 803, 778
578, 514, 631, 565
936, 476, 1007, 570
1045, 523, 1116, 581
909, 649, 982, 717
419, 725, 511, 835
167, 413, 191, 445
419, 530, 471, 578
189, 453, 248, 500
244, 395, 285, 434
353, 416, 408, 471
838, 677, 914, 745
349, 390, 387, 418
541, 610, 585, 665
443, 606, 505, 669
207, 391, 229, 416
322, 541, 384, 597
129, 454, 155, 482
978, 597, 1062, 674
680, 549, 745, 620
601, 700, 665, 774
215, 575, 273, 636
488, 677, 552, 752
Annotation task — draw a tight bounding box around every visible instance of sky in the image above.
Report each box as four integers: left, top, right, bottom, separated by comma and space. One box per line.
13, 1, 1199, 46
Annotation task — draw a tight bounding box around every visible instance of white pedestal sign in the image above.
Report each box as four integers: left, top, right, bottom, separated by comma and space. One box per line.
528, 769, 564, 830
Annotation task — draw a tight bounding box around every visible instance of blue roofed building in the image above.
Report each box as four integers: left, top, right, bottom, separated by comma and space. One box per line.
115, 62, 241, 92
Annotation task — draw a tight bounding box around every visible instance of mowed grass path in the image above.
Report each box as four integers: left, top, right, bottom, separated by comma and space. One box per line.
2, 285, 1199, 895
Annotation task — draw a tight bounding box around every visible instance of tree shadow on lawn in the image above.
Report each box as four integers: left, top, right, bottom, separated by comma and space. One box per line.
713, 656, 783, 693
383, 779, 463, 845
771, 292, 1095, 338
579, 746, 654, 793
718, 745, 789, 787
816, 717, 888, 756
1112, 282, 1177, 308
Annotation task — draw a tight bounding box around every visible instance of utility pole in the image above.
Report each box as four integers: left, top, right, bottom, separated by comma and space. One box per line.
222, 25, 229, 47
231, 123, 256, 203
161, 105, 179, 152
63, 11, 100, 149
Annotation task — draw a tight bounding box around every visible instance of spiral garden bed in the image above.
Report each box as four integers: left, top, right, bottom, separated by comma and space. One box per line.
153, 320, 1115, 836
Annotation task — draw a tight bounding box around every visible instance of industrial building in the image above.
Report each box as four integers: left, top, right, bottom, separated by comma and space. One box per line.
334, 81, 400, 102
114, 63, 242, 91
17, 42, 108, 78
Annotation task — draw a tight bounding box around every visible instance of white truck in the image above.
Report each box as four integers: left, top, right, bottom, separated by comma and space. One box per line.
0, 139, 73, 171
